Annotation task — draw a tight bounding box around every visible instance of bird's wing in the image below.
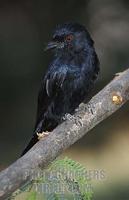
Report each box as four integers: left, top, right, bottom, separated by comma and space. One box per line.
35, 68, 68, 130
45, 70, 67, 97
34, 82, 49, 129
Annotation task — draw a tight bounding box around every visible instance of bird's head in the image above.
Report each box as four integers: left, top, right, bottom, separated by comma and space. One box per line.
45, 22, 94, 54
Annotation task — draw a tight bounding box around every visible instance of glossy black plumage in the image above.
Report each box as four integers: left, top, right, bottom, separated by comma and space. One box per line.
22, 22, 100, 155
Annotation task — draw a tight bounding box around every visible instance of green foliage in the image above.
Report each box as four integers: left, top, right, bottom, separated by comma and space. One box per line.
10, 157, 93, 200
26, 191, 37, 200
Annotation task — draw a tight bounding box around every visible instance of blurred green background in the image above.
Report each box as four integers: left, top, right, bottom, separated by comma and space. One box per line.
0, 0, 129, 199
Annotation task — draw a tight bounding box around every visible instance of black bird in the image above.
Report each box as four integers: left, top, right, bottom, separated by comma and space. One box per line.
22, 22, 100, 156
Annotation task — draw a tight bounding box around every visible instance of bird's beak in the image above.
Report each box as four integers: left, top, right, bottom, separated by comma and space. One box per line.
44, 41, 58, 51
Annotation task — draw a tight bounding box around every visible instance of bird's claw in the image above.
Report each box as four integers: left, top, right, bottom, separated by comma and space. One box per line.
115, 71, 124, 79
37, 131, 49, 140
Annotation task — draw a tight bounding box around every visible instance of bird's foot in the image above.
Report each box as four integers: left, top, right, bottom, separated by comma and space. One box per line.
115, 71, 125, 79
36, 131, 50, 140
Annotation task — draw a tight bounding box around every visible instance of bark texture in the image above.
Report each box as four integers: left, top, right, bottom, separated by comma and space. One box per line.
0, 69, 129, 199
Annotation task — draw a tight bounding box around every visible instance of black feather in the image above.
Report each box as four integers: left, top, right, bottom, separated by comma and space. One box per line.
21, 22, 100, 156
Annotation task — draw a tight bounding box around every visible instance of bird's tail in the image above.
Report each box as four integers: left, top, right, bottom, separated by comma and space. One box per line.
21, 134, 38, 156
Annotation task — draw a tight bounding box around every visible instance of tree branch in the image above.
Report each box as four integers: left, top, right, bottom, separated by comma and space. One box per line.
0, 69, 129, 199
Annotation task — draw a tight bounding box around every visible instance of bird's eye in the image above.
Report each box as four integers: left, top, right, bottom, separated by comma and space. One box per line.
65, 34, 74, 42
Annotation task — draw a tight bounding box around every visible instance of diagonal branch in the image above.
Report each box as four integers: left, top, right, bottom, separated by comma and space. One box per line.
0, 69, 129, 199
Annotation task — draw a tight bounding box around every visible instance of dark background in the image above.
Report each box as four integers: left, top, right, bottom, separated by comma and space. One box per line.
0, 0, 129, 199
